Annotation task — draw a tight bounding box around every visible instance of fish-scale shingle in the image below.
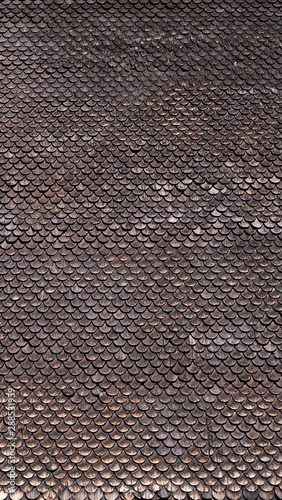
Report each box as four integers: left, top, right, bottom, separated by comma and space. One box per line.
0, 0, 282, 499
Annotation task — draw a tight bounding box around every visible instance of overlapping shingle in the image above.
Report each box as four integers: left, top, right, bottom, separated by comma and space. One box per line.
0, 0, 281, 499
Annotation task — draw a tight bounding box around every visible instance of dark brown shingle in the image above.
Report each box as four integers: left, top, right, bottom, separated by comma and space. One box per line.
0, 0, 282, 499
